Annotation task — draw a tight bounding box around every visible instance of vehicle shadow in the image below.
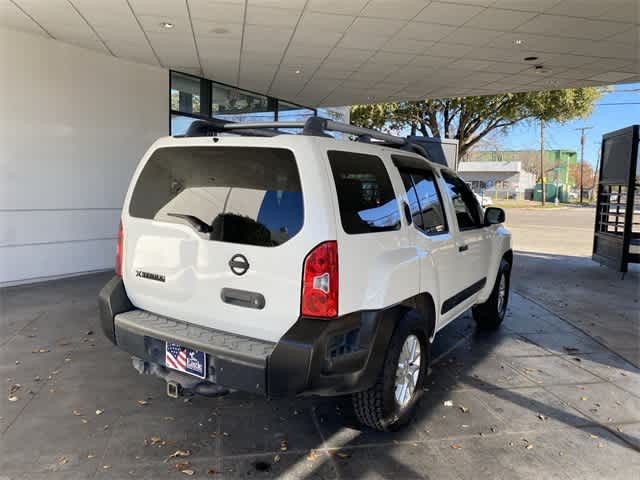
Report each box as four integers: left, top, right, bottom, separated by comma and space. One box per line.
273, 306, 640, 479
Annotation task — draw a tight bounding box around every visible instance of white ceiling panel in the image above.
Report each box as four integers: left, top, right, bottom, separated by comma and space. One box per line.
414, 2, 485, 26
246, 5, 301, 27
361, 0, 429, 21
0, 1, 48, 36
306, 0, 369, 16
189, 0, 244, 23
2, 0, 636, 106
464, 8, 537, 31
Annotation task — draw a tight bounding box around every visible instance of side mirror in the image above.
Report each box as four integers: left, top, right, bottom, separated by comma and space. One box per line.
484, 207, 505, 225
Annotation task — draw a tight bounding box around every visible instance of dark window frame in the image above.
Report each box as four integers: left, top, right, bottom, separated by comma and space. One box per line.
394, 160, 449, 237
440, 169, 485, 231
328, 150, 402, 236
169, 70, 316, 133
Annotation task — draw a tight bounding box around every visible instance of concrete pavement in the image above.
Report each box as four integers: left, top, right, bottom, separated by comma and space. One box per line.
1, 270, 639, 479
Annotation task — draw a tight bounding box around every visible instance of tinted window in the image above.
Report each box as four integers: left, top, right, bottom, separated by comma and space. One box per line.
400, 173, 425, 230
401, 170, 447, 235
441, 171, 483, 230
328, 151, 400, 234
130, 147, 303, 247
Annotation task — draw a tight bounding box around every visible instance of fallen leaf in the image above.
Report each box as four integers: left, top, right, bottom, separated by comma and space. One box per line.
207, 468, 218, 475
57, 456, 69, 465
81, 418, 88, 424
166, 450, 192, 462
526, 444, 534, 450
163, 416, 175, 421
9, 384, 21, 396
597, 443, 605, 448
572, 357, 582, 362
335, 451, 351, 459
537, 414, 546, 421
72, 410, 82, 416
459, 405, 469, 413
95, 409, 104, 415
181, 470, 195, 476
8, 396, 18, 402
86, 330, 94, 335
443, 400, 453, 407
137, 400, 149, 406
149, 435, 163, 446
32, 349, 50, 354
87, 454, 96, 459
590, 434, 599, 439
450, 444, 462, 450
280, 440, 288, 452
102, 465, 111, 470
580, 396, 588, 401
273, 455, 281, 463
306, 450, 319, 461
175, 461, 192, 472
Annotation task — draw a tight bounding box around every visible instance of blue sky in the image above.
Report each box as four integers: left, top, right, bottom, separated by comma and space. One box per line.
500, 83, 640, 168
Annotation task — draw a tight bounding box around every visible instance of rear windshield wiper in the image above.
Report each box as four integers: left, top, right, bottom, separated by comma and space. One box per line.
166, 213, 212, 233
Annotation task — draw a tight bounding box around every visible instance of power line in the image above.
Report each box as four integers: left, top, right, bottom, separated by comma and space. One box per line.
596, 102, 640, 105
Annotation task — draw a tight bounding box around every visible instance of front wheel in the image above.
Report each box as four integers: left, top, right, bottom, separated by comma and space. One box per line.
352, 310, 430, 431
472, 258, 511, 330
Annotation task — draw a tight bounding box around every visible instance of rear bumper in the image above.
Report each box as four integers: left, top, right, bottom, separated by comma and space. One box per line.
99, 276, 396, 397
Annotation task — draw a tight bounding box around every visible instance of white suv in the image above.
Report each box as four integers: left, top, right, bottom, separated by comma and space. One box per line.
99, 117, 512, 431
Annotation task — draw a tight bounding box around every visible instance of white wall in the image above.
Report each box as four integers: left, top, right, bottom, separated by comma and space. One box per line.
0, 27, 168, 286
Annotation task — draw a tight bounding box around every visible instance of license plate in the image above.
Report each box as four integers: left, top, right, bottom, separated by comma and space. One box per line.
165, 342, 207, 379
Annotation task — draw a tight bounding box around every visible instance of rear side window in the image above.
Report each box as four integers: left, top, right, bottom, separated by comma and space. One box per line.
328, 151, 400, 234
400, 170, 447, 235
129, 147, 303, 247
441, 170, 483, 230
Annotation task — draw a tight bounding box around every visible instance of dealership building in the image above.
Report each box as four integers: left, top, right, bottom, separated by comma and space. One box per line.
1, 1, 637, 285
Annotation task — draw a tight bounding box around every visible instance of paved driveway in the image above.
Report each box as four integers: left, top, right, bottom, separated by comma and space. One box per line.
2, 269, 639, 479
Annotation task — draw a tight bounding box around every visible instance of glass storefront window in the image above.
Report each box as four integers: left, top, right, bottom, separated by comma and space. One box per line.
212, 83, 274, 123
171, 114, 197, 136
171, 72, 201, 114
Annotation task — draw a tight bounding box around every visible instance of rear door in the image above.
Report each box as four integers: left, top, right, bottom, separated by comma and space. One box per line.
394, 160, 457, 328
438, 170, 491, 320
122, 142, 332, 342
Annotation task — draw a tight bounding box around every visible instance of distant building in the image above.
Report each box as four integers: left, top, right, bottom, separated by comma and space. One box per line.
457, 161, 537, 200
464, 149, 578, 186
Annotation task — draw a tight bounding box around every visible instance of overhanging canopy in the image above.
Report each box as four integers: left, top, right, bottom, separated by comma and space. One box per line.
2, 0, 638, 106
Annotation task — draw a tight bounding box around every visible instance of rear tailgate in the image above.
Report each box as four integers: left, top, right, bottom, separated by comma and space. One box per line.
121, 137, 335, 342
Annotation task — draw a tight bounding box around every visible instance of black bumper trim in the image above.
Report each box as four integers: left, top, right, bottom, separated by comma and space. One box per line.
99, 276, 400, 398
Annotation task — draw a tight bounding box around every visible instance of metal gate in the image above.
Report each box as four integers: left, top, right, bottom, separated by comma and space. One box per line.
592, 125, 639, 273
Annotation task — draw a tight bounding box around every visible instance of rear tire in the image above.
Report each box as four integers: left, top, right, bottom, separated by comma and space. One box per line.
352, 310, 430, 431
472, 258, 511, 330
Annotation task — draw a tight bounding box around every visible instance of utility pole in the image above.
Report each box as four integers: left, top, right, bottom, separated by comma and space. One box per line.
575, 126, 593, 205
540, 120, 545, 206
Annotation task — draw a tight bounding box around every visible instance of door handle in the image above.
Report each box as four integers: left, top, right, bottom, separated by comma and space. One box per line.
458, 244, 469, 252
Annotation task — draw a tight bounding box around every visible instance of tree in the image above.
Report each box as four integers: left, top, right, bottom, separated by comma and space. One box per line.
350, 88, 601, 158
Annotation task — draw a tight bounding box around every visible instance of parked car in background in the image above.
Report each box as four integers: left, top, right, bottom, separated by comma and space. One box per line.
475, 192, 493, 207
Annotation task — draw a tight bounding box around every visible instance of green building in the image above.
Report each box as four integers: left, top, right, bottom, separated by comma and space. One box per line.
465, 149, 578, 186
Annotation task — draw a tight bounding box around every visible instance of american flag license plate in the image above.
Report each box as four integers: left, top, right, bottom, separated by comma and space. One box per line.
165, 342, 207, 379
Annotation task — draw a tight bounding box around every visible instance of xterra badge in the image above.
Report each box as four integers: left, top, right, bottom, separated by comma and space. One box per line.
135, 270, 166, 283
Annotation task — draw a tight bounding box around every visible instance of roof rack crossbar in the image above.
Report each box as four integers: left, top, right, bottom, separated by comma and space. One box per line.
184, 116, 426, 155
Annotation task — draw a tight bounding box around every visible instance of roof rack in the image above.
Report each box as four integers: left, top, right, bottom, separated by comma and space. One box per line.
184, 116, 437, 163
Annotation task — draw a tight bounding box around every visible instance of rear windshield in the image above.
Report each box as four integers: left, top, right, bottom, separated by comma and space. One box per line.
328, 150, 400, 234
129, 147, 303, 247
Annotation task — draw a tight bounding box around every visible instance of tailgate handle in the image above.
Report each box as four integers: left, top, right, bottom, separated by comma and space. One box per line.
221, 288, 265, 310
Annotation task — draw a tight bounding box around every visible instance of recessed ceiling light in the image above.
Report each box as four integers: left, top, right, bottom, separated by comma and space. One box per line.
513, 39, 524, 46
211, 27, 229, 34
160, 22, 175, 29
524, 56, 539, 62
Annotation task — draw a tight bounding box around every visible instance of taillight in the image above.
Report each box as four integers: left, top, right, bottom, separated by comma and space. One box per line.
115, 222, 124, 276
301, 241, 338, 318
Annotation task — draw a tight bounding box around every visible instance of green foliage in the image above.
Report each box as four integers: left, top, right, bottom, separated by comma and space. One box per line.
350, 88, 601, 157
